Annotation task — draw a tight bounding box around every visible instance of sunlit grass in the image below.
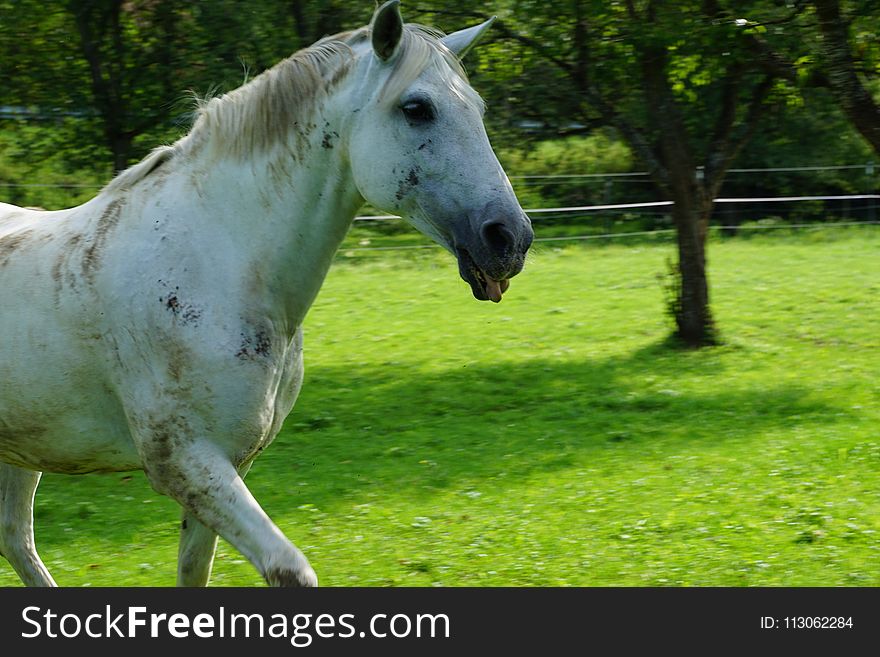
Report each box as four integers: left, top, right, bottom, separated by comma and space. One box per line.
1, 226, 878, 586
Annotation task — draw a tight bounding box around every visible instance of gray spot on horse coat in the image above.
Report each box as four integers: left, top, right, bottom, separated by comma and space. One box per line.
162, 338, 193, 387
139, 414, 194, 488
51, 234, 84, 299
292, 121, 315, 155
82, 198, 125, 282
0, 230, 34, 266
266, 157, 294, 192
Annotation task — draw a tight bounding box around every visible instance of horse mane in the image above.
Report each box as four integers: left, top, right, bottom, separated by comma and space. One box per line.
102, 23, 481, 194
185, 38, 355, 160
102, 145, 176, 195
187, 23, 481, 160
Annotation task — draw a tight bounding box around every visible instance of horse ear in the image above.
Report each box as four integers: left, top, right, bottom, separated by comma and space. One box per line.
371, 0, 404, 62
440, 16, 496, 60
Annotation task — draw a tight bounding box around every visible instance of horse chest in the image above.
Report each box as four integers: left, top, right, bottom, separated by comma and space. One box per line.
225, 327, 305, 465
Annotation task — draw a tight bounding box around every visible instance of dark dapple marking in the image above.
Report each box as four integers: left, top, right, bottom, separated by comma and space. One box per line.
236, 329, 272, 360
321, 130, 339, 150
395, 166, 421, 201
159, 282, 202, 326
292, 121, 317, 156
82, 198, 125, 282
161, 294, 201, 325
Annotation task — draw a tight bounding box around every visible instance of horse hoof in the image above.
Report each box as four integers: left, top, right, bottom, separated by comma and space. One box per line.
267, 565, 318, 587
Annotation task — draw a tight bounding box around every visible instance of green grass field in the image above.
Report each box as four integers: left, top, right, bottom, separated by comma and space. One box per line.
1, 226, 878, 587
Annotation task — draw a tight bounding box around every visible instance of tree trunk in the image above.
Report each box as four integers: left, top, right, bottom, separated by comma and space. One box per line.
670, 185, 717, 347
813, 0, 880, 153
638, 43, 718, 348
290, 0, 308, 46
111, 132, 132, 174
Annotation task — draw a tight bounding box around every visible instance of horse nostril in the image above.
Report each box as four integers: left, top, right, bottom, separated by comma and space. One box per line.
480, 220, 515, 256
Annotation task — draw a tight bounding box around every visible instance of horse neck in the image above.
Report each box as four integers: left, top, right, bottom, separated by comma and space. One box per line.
175, 113, 363, 329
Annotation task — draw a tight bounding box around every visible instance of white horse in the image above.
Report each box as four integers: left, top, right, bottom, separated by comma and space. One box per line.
0, 1, 532, 587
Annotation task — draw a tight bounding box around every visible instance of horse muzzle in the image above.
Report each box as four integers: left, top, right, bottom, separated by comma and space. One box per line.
454, 207, 533, 303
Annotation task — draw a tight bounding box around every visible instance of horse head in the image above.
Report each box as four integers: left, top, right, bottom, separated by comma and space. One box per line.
344, 1, 533, 302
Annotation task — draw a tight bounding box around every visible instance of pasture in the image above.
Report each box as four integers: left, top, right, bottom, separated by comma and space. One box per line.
1, 226, 878, 586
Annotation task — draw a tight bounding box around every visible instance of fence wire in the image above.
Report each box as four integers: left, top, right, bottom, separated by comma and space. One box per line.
3, 168, 876, 254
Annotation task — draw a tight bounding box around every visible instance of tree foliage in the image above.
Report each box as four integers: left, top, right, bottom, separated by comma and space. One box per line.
0, 1, 372, 172
414, 0, 877, 346
1, 0, 877, 345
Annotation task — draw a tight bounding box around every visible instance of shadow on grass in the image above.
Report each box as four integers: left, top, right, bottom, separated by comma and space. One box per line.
28, 340, 847, 548
254, 341, 844, 511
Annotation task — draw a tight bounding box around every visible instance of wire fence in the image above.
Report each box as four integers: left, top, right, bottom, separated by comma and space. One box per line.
341, 221, 880, 252
3, 164, 877, 252
344, 195, 880, 252
351, 194, 880, 222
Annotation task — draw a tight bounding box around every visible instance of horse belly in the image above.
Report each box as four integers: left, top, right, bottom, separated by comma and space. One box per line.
0, 409, 140, 474
0, 340, 139, 473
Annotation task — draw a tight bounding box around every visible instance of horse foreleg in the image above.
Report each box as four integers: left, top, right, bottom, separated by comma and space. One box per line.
146, 443, 316, 587
0, 463, 56, 587
177, 462, 254, 586
177, 512, 219, 586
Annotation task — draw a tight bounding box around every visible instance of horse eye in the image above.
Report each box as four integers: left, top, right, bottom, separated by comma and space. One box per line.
401, 99, 435, 123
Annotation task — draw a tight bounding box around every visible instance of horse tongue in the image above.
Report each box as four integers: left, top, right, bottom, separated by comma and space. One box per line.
485, 277, 503, 303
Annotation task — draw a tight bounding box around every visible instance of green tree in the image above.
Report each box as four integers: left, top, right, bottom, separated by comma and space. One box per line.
420, 1, 787, 346
67, 0, 187, 172
0, 1, 374, 173
743, 0, 880, 155
812, 0, 880, 153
